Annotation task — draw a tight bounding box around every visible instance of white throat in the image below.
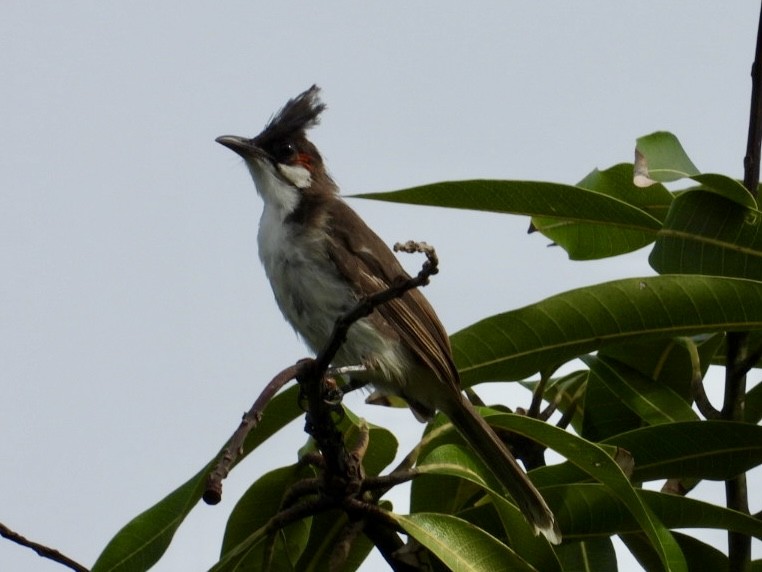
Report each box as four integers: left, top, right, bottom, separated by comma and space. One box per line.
246, 158, 300, 217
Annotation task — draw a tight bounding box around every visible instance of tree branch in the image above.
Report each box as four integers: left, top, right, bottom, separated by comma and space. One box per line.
725, 4, 762, 569
0, 522, 88, 572
204, 241, 438, 506
203, 362, 301, 504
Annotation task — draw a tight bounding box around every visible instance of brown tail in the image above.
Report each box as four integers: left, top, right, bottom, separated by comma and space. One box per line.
442, 394, 561, 544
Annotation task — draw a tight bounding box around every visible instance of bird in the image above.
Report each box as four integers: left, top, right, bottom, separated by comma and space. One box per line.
215, 85, 560, 544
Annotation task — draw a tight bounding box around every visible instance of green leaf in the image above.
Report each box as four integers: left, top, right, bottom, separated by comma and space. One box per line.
650, 190, 762, 279
554, 537, 618, 572
293, 508, 376, 572
580, 358, 641, 441
92, 386, 303, 572
542, 484, 762, 539
690, 173, 757, 209
394, 513, 538, 572
605, 421, 762, 482
582, 355, 697, 427
531, 163, 673, 258
641, 490, 762, 538
283, 409, 393, 571
635, 131, 700, 183
623, 532, 729, 572
635, 131, 755, 208
467, 413, 685, 571
218, 464, 315, 570
339, 406, 398, 477
417, 443, 497, 490
416, 444, 562, 571
576, 163, 673, 223
91, 461, 213, 572
489, 492, 563, 572
452, 275, 762, 385
355, 179, 663, 259
600, 334, 724, 402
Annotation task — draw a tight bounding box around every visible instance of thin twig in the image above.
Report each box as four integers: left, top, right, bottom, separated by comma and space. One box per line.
204, 363, 302, 504
0, 522, 88, 572
678, 337, 722, 419
528, 370, 552, 419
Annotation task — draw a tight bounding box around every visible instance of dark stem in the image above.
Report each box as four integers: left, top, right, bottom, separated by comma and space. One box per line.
744, 3, 762, 198
0, 522, 89, 572
725, 3, 762, 569
204, 363, 300, 504
527, 370, 550, 419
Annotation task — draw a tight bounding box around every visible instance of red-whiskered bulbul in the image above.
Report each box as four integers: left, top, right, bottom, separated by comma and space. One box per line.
216, 85, 560, 543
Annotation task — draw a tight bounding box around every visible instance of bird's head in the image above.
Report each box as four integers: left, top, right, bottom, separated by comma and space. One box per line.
216, 85, 337, 216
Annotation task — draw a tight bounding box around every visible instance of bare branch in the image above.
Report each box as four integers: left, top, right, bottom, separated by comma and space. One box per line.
204, 239, 438, 553
0, 521, 88, 572
203, 362, 302, 504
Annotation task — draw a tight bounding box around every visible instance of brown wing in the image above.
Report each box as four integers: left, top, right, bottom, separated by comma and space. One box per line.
324, 198, 460, 391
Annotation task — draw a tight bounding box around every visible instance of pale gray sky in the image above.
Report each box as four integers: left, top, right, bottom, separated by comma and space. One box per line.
2, 2, 759, 570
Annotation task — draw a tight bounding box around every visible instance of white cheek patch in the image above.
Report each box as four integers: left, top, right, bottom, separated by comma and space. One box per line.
248, 160, 300, 215
277, 163, 313, 189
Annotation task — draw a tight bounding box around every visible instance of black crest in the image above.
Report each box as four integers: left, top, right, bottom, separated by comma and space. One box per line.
254, 85, 325, 149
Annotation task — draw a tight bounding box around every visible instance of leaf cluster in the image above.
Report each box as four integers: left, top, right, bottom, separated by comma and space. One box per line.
92, 133, 761, 571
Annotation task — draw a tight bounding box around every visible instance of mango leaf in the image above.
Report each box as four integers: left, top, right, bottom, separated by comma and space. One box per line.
289, 412, 396, 571
576, 163, 673, 222
691, 174, 757, 209
554, 538, 617, 572
354, 179, 662, 259
542, 484, 762, 539
635, 131, 756, 208
581, 354, 697, 428
623, 532, 729, 572
292, 508, 378, 572
650, 190, 762, 279
489, 492, 563, 572
417, 443, 500, 491
641, 490, 762, 538
635, 131, 700, 184
92, 386, 302, 572
466, 412, 685, 571
532, 421, 762, 490
531, 163, 672, 258
605, 421, 762, 482
339, 406, 399, 477
216, 464, 315, 571
451, 275, 762, 385
580, 350, 701, 441
393, 513, 538, 572
417, 443, 562, 571
600, 334, 724, 402
580, 359, 642, 441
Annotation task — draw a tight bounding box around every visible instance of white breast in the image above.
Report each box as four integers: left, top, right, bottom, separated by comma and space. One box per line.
258, 203, 350, 346
258, 204, 407, 383
248, 156, 408, 383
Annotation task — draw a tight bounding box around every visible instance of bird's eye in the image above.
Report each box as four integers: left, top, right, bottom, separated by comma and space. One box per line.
273, 142, 297, 163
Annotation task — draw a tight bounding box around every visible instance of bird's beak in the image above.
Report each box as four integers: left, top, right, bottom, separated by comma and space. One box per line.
215, 135, 265, 160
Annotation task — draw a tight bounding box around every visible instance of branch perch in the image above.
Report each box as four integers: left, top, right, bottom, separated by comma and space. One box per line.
204, 241, 438, 505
